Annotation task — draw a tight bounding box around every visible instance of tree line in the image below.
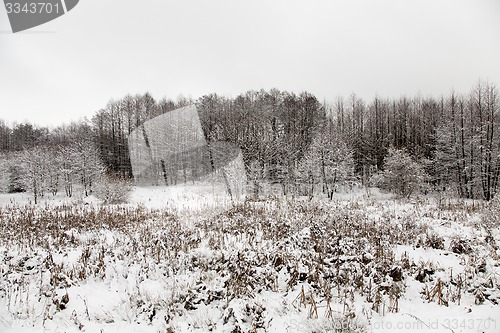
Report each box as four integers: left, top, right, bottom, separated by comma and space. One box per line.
0, 81, 498, 200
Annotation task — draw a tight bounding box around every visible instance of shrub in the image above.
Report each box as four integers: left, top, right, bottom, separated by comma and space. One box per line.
371, 147, 428, 198
93, 176, 132, 204
425, 232, 445, 250
449, 236, 472, 254
482, 194, 500, 228
7, 164, 26, 193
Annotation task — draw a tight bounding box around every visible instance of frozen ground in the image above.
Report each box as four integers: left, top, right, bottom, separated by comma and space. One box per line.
0, 185, 499, 333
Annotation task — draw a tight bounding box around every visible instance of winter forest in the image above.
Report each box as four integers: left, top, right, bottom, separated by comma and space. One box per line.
1, 82, 500, 333
1, 81, 499, 201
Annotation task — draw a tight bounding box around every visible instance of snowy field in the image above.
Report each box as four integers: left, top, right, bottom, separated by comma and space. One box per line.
0, 185, 499, 333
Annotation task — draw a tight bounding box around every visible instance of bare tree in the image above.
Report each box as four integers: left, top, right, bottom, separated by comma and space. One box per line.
297, 120, 355, 199
18, 147, 51, 204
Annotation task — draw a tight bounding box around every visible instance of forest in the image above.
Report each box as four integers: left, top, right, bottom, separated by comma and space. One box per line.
0, 81, 498, 201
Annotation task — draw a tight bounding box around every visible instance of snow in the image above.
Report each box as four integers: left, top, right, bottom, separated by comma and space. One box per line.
0, 185, 499, 332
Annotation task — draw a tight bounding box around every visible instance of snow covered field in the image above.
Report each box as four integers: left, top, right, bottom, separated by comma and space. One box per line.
0, 185, 499, 333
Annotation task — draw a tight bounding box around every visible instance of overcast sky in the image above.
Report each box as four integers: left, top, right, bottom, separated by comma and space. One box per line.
1, 0, 499, 127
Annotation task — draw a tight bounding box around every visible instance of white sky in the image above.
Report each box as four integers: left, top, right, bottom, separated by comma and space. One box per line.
1, 0, 499, 127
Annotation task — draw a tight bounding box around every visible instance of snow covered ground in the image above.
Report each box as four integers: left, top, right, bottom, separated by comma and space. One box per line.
0, 185, 499, 333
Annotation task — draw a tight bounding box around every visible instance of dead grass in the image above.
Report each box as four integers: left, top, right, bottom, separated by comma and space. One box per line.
0, 195, 498, 332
